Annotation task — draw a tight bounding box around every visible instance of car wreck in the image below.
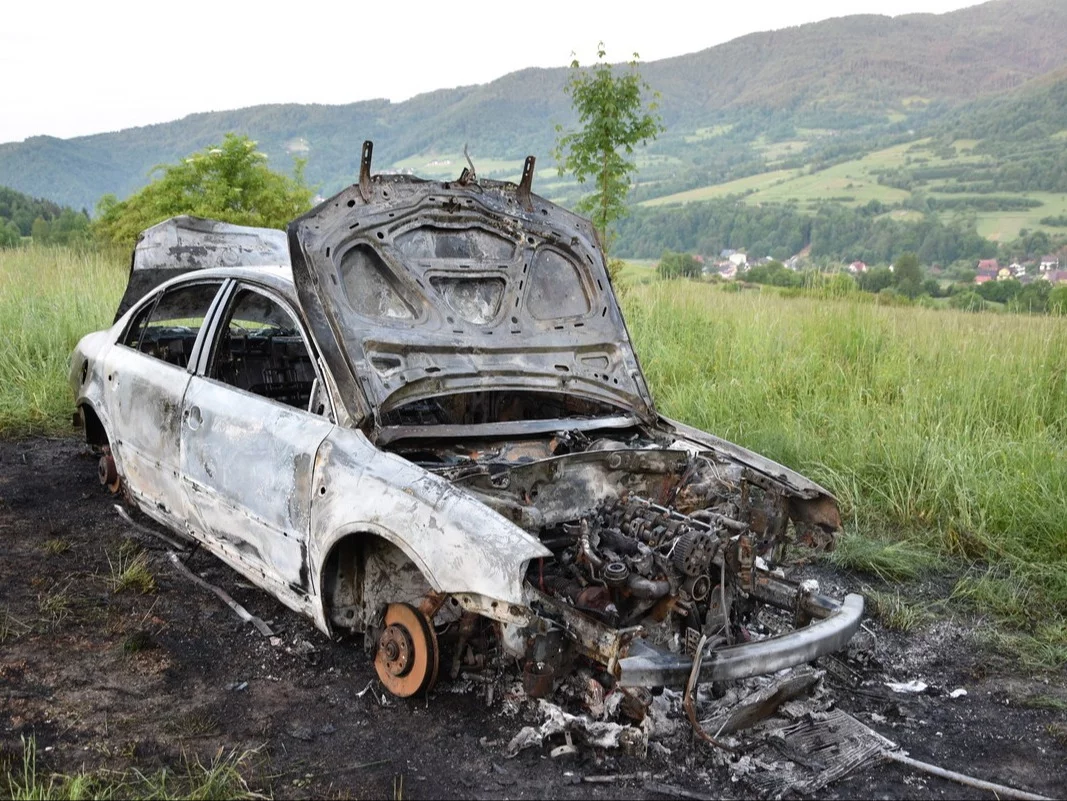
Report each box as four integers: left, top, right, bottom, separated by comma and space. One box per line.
71, 142, 862, 699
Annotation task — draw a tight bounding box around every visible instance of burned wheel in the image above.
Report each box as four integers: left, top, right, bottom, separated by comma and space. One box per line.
374, 603, 439, 697
97, 451, 121, 494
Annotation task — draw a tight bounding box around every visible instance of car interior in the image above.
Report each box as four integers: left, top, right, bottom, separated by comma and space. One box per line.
208, 287, 318, 411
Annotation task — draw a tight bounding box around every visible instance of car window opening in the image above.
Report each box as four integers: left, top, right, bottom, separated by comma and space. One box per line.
209, 288, 321, 413
122, 282, 222, 368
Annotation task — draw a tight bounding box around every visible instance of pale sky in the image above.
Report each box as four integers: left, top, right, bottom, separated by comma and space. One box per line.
1, 0, 984, 144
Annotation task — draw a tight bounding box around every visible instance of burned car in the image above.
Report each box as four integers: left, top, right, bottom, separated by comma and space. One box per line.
71, 143, 862, 698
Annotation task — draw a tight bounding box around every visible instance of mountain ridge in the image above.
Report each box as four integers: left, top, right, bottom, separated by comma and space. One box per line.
4, 0, 1067, 211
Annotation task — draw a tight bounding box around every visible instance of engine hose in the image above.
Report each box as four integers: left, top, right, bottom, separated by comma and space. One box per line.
579, 532, 605, 570
627, 573, 671, 599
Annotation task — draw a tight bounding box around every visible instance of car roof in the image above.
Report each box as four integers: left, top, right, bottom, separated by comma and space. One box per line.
153, 264, 299, 305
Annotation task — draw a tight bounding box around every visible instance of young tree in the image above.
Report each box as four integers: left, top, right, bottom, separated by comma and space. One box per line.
893, 252, 923, 298
553, 44, 664, 257
94, 134, 313, 248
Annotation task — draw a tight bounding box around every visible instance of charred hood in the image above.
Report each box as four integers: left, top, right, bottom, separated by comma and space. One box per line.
288, 148, 656, 430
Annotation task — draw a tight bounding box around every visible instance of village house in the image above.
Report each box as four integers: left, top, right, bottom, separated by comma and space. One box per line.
728, 252, 748, 268
974, 258, 999, 284
1040, 255, 1060, 272
848, 260, 868, 274
1041, 268, 1067, 285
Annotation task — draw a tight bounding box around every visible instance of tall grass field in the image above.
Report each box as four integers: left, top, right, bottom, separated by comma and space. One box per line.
0, 246, 126, 433
2, 246, 1065, 660
625, 281, 1067, 662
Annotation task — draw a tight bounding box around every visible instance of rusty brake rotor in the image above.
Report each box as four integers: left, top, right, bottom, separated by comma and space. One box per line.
374, 602, 439, 698
98, 452, 121, 494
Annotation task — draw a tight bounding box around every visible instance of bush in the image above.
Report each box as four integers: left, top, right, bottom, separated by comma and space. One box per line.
949, 291, 985, 312
1050, 285, 1067, 315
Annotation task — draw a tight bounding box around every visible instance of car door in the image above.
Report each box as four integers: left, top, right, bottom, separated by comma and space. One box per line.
102, 280, 226, 524
179, 283, 335, 602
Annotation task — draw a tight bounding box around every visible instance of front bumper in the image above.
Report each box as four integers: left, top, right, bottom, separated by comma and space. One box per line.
617, 592, 865, 686
525, 572, 864, 687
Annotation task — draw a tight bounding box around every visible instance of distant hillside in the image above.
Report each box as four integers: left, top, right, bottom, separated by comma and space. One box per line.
612, 62, 1067, 261
0, 185, 68, 235
2, 0, 1067, 212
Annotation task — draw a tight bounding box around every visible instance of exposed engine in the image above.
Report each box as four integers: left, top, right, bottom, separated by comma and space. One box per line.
392, 425, 841, 669
533, 495, 757, 657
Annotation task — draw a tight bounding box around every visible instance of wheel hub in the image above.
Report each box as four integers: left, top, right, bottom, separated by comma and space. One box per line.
377, 624, 414, 677
97, 453, 121, 494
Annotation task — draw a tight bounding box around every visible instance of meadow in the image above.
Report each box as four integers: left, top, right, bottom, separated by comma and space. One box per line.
0, 245, 126, 433
626, 280, 1067, 662
2, 246, 1064, 662
641, 137, 1067, 242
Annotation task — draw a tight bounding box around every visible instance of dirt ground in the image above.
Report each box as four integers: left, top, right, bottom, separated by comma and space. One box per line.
2, 436, 1064, 799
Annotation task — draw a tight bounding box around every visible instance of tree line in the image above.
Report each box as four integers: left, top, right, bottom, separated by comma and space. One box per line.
0, 186, 91, 247
612, 198, 1006, 265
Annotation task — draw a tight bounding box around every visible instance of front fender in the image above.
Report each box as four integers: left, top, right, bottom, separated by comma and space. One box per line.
309, 428, 551, 610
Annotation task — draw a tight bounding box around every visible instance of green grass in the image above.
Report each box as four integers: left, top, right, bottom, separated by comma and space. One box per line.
106, 547, 156, 595
642, 169, 798, 207
0, 245, 126, 435
5, 737, 264, 800
1018, 693, 1067, 711
865, 590, 935, 632
615, 259, 658, 285
964, 190, 1067, 241
683, 124, 734, 143
623, 281, 1067, 659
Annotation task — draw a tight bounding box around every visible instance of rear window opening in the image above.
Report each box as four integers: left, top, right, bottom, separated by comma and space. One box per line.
381, 391, 625, 427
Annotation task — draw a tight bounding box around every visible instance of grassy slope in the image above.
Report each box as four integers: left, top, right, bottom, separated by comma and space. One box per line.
644, 136, 1067, 241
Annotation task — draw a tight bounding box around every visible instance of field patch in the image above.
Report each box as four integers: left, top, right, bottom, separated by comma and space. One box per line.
0, 246, 126, 435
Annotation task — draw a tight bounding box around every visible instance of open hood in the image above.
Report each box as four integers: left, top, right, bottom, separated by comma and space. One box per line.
288, 146, 656, 430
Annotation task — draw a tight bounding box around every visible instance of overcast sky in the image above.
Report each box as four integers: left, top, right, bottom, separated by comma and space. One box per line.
2, 0, 984, 144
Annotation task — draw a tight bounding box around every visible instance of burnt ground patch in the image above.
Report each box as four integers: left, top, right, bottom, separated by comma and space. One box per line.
1, 436, 1064, 799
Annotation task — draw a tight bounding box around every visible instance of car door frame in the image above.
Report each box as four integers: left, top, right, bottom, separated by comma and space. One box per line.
101, 277, 230, 530
178, 279, 337, 616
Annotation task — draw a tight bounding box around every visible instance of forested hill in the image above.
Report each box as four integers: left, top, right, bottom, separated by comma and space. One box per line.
2, 0, 1067, 212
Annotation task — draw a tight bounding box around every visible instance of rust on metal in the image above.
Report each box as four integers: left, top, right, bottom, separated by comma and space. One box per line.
374, 602, 439, 697
358, 140, 374, 203
516, 155, 535, 211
